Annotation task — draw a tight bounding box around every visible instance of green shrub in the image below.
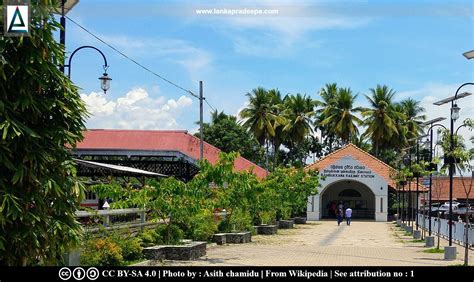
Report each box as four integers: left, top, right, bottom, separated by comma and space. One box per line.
113, 235, 143, 261
259, 211, 276, 225
155, 224, 184, 245
138, 229, 163, 247
81, 237, 124, 266
221, 209, 255, 233
186, 211, 218, 241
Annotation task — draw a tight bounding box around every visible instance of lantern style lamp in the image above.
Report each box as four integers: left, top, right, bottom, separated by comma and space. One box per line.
99, 72, 112, 94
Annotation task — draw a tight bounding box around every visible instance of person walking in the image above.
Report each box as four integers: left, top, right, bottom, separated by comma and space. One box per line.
336, 208, 343, 226
345, 207, 353, 226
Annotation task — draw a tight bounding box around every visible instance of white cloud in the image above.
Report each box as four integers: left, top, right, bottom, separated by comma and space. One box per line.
81, 88, 193, 130
405, 83, 474, 152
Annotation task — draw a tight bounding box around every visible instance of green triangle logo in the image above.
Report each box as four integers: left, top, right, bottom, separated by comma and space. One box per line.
8, 6, 26, 33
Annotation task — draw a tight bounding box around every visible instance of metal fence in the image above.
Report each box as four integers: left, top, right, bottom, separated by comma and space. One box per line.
417, 214, 474, 247
75, 208, 161, 233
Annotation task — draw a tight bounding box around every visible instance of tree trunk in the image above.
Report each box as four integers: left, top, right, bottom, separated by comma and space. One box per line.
265, 139, 269, 172
464, 201, 470, 266
273, 143, 278, 170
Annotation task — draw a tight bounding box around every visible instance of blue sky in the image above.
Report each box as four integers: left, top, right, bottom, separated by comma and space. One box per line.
64, 0, 473, 147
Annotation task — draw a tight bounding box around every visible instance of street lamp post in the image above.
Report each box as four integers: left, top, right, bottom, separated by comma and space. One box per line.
422, 118, 447, 236
56, 0, 80, 73
434, 84, 473, 246
64, 46, 112, 94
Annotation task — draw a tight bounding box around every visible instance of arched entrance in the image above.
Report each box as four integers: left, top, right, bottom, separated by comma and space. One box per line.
321, 180, 375, 220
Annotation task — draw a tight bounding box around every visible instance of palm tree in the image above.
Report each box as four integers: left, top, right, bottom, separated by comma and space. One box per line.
362, 85, 405, 157
351, 134, 372, 152
400, 98, 426, 141
315, 83, 339, 153
239, 87, 281, 170
267, 89, 287, 168
320, 87, 363, 144
389, 102, 410, 150
282, 93, 315, 160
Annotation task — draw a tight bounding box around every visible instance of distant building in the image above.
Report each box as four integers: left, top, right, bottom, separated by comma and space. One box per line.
430, 176, 474, 203
73, 129, 268, 209
306, 143, 427, 222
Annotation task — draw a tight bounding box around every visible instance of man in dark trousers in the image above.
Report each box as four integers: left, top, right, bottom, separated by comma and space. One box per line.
345, 207, 353, 226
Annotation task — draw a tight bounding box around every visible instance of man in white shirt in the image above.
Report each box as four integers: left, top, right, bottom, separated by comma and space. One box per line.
345, 207, 353, 226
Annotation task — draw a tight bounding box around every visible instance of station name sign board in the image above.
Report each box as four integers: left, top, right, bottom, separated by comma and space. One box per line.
322, 164, 376, 179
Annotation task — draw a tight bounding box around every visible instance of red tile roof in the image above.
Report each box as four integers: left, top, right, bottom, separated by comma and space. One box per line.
75, 129, 268, 179
306, 143, 396, 186
430, 176, 474, 201
305, 143, 427, 191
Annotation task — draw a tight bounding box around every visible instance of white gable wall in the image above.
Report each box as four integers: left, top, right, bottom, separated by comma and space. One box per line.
307, 156, 389, 222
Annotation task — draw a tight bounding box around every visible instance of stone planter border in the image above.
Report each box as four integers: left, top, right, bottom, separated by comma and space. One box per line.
143, 241, 206, 261
293, 217, 307, 224
277, 220, 294, 229
212, 232, 252, 244
255, 225, 278, 235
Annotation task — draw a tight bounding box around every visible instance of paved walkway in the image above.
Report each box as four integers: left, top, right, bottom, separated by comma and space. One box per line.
147, 221, 474, 266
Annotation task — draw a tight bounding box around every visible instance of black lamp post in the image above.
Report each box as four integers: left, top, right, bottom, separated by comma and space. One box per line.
434, 83, 473, 246
57, 0, 79, 73
422, 119, 447, 236
409, 134, 429, 231
64, 46, 112, 94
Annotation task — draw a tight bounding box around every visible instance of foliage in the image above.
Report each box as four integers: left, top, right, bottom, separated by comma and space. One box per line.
91, 177, 202, 245
138, 229, 162, 247
0, 1, 87, 265
320, 87, 363, 143
361, 85, 407, 158
225, 208, 255, 233
182, 210, 218, 241
264, 167, 321, 219
155, 224, 184, 245
196, 110, 265, 167
80, 237, 124, 266
110, 234, 142, 261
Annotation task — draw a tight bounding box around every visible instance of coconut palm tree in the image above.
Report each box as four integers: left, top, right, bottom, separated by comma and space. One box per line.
362, 85, 405, 157
320, 87, 363, 144
239, 87, 281, 170
315, 83, 339, 152
400, 98, 426, 141
267, 89, 287, 168
282, 93, 315, 145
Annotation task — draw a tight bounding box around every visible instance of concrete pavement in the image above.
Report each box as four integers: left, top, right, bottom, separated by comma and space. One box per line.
144, 220, 474, 266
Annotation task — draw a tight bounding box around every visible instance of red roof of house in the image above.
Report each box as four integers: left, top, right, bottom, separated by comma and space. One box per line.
75, 129, 268, 179
430, 176, 474, 201
305, 143, 427, 191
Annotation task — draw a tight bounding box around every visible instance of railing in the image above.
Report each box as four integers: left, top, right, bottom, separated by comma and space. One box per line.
417, 214, 474, 247
75, 208, 161, 233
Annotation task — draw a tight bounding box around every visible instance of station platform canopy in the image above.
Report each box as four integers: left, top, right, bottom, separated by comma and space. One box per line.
73, 129, 267, 181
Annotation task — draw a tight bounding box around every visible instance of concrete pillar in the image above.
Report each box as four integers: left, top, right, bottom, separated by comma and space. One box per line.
375, 195, 388, 222
425, 236, 435, 247
444, 246, 457, 260
63, 249, 81, 266
307, 194, 320, 220
413, 230, 421, 239
140, 211, 146, 231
